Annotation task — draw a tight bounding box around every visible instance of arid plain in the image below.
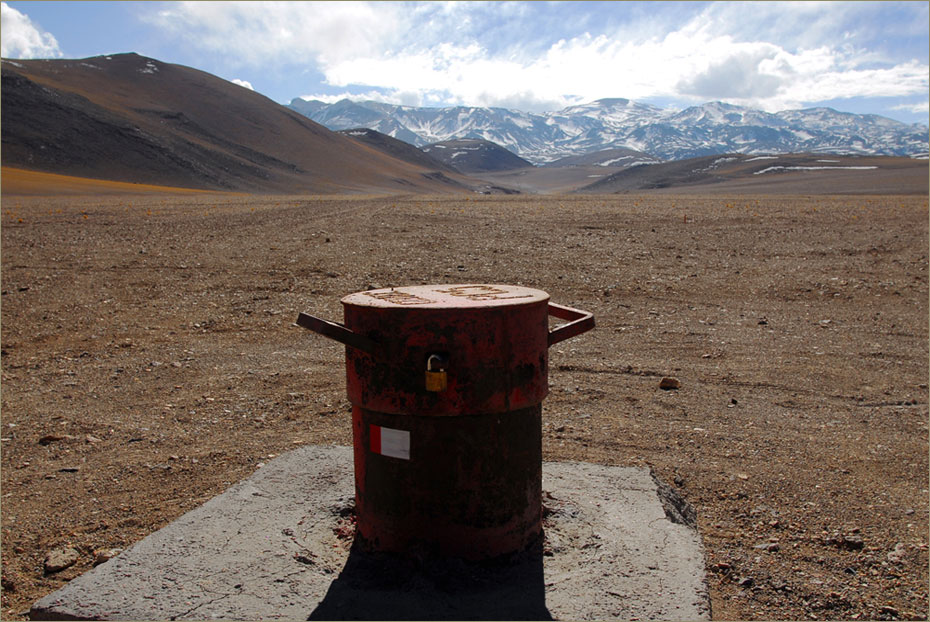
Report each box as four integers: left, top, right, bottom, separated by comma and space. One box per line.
1, 184, 927, 620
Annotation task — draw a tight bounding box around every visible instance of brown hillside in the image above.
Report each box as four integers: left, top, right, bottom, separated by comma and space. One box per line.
0, 55, 467, 194
446, 154, 928, 195
576, 153, 928, 195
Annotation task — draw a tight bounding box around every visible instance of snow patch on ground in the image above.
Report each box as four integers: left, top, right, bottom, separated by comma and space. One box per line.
754, 165, 878, 175
597, 156, 633, 166
693, 157, 738, 173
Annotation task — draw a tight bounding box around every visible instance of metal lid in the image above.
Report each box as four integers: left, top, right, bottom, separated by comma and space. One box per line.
342, 284, 548, 309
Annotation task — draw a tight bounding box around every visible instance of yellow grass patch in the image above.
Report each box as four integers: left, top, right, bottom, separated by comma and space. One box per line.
1, 167, 244, 197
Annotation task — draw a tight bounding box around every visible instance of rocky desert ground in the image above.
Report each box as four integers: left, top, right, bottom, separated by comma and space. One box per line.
1, 191, 927, 620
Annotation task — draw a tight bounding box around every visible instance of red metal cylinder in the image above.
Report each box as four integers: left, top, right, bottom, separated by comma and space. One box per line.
297, 284, 593, 560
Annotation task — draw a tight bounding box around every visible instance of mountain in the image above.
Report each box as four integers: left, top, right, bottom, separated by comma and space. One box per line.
291, 99, 566, 163
337, 128, 457, 174
1, 54, 468, 194
421, 139, 534, 173
290, 97, 929, 164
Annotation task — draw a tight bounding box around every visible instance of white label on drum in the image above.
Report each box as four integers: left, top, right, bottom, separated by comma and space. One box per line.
370, 424, 410, 460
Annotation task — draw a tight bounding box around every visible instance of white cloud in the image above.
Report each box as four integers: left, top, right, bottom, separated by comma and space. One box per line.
776, 61, 929, 103
676, 44, 929, 112
145, 1, 402, 66
0, 2, 62, 59
315, 6, 928, 113
231, 78, 254, 90
893, 100, 930, 115
146, 1, 929, 114
679, 47, 783, 99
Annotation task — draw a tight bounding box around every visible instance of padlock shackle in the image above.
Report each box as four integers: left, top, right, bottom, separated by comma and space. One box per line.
547, 302, 595, 347
295, 312, 381, 357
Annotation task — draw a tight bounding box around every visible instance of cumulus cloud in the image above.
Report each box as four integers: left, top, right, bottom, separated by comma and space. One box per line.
0, 2, 62, 59
312, 4, 928, 114
145, 1, 929, 114
231, 78, 254, 90
778, 61, 929, 101
145, 1, 401, 67
675, 43, 929, 112
679, 48, 784, 100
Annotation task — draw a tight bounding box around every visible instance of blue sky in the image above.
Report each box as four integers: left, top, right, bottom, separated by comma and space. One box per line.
2, 1, 928, 125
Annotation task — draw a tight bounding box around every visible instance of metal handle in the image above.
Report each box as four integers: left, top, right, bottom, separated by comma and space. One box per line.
547, 303, 595, 347
295, 312, 381, 357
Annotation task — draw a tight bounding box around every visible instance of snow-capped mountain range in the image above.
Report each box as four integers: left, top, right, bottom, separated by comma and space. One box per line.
289, 97, 929, 165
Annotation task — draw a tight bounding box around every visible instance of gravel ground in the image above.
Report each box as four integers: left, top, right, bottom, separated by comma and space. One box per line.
1, 192, 927, 620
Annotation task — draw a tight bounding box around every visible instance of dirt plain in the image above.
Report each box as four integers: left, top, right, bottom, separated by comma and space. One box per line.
1, 190, 928, 620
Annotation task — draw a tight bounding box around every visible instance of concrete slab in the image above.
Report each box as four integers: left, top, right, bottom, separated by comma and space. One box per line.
31, 445, 709, 621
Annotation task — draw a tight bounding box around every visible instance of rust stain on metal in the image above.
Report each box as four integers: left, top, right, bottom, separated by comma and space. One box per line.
434, 284, 534, 301
296, 284, 594, 560
362, 290, 432, 305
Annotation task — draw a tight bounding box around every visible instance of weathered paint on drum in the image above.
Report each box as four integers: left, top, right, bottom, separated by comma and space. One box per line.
296, 284, 593, 560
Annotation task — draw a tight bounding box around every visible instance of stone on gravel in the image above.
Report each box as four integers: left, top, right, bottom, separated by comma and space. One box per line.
887, 542, 907, 564
38, 435, 74, 446
44, 548, 79, 574
825, 532, 864, 551
659, 377, 681, 390
93, 549, 123, 566
2, 575, 17, 592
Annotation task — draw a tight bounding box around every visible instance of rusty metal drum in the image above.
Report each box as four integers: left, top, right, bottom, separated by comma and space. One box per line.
297, 284, 593, 559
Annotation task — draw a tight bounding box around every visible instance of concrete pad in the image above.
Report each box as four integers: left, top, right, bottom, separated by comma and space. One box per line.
32, 445, 710, 621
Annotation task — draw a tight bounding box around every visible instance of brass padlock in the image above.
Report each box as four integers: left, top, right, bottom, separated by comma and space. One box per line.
425, 354, 448, 392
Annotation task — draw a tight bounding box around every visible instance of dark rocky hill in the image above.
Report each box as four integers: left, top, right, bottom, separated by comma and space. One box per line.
422, 139, 534, 174
337, 128, 458, 174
